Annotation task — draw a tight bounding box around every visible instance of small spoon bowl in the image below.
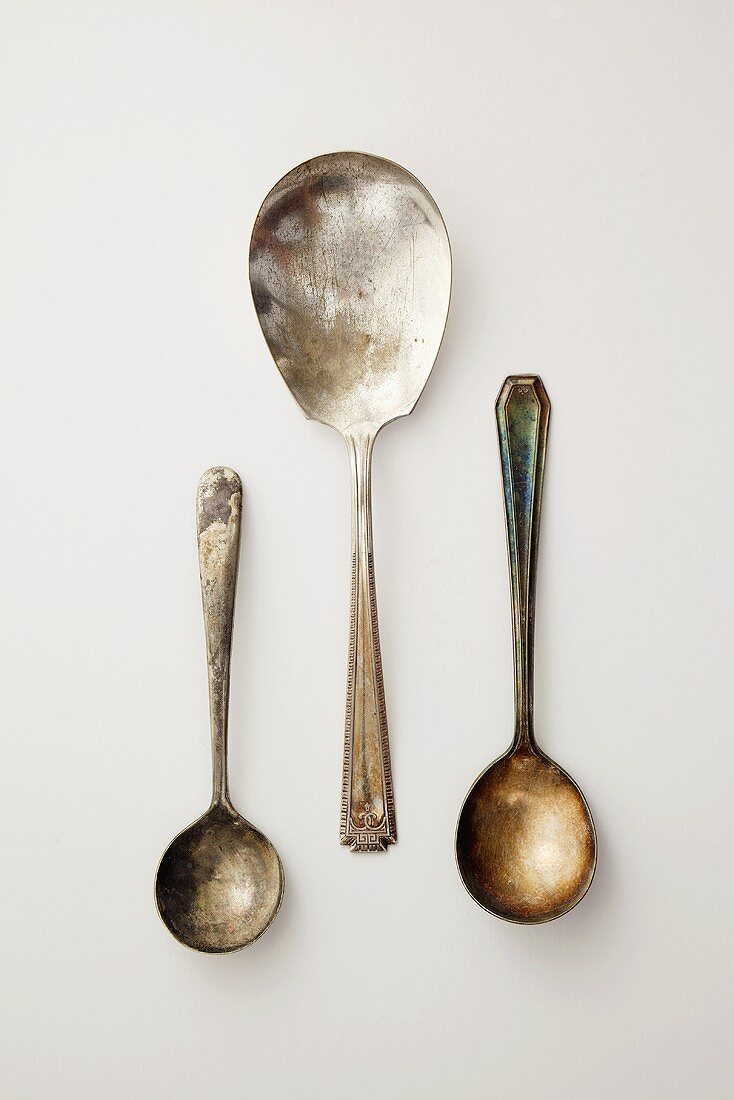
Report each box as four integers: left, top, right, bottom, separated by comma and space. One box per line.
156, 802, 283, 953
155, 468, 284, 952
457, 747, 596, 924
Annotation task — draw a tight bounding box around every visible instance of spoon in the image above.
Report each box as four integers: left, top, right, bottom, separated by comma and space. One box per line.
155, 468, 284, 951
249, 152, 451, 851
456, 378, 596, 923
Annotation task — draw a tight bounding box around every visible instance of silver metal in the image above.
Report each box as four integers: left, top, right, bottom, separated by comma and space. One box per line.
155, 468, 284, 951
250, 152, 451, 850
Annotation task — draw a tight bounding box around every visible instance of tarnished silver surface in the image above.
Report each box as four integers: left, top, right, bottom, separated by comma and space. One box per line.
250, 152, 451, 851
456, 379, 596, 922
155, 469, 284, 951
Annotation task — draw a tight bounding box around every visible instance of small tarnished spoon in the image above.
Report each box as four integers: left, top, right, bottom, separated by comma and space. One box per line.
250, 152, 451, 851
456, 378, 596, 923
155, 468, 283, 951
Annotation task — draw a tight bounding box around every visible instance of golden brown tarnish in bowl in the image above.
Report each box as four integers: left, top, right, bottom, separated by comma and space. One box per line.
456, 379, 596, 923
457, 748, 595, 923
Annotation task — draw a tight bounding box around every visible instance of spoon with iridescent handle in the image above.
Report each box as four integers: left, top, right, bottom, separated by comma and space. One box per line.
250, 152, 451, 851
155, 468, 283, 951
456, 378, 596, 923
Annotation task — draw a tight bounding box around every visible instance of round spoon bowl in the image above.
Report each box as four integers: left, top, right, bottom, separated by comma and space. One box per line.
155, 803, 284, 953
456, 748, 596, 924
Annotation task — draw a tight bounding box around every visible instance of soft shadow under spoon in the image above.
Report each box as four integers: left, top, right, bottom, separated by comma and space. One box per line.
250, 152, 451, 851
456, 378, 596, 923
155, 468, 283, 952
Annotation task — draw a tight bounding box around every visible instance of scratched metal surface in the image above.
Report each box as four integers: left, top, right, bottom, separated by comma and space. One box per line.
249, 152, 451, 851
249, 151, 451, 433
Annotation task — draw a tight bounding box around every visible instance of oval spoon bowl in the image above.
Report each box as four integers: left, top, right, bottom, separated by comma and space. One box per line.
249, 151, 451, 433
457, 748, 596, 924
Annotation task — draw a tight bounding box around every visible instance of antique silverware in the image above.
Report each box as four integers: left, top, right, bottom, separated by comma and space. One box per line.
456, 378, 596, 922
155, 468, 284, 951
250, 152, 451, 851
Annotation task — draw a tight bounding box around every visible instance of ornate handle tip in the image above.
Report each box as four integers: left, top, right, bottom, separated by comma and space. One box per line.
496, 375, 550, 415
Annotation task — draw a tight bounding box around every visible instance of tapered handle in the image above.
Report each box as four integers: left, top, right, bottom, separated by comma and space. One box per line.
340, 429, 396, 851
196, 467, 242, 808
496, 377, 550, 749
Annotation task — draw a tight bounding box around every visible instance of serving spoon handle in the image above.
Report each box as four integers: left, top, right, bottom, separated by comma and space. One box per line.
496, 377, 550, 751
340, 428, 396, 851
196, 467, 242, 810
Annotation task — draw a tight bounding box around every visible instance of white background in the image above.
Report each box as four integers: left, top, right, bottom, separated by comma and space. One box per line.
2, 2, 733, 1097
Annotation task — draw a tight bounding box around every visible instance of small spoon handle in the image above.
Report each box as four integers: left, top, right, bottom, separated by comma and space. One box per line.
340, 428, 396, 851
496, 377, 550, 749
196, 467, 242, 809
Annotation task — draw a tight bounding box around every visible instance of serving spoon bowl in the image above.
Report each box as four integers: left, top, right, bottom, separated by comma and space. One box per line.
155, 469, 283, 951
250, 152, 451, 850
456, 378, 596, 923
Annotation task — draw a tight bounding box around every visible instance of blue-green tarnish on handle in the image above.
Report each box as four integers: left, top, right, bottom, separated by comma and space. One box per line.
496, 376, 550, 751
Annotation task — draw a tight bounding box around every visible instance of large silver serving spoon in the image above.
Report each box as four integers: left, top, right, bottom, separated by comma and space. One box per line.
456, 378, 596, 922
155, 468, 283, 950
250, 152, 451, 851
